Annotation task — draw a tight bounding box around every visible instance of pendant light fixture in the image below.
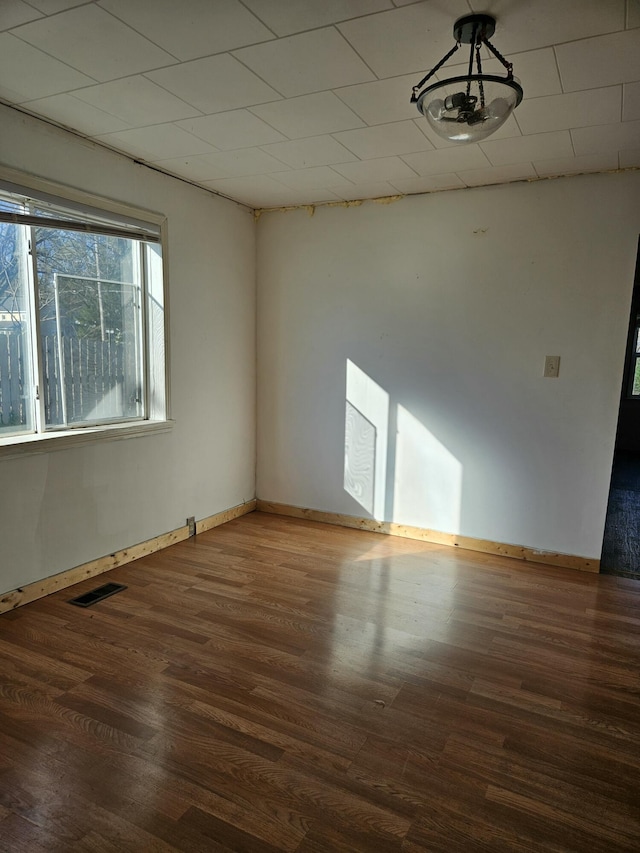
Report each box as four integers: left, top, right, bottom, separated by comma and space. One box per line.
411, 14, 523, 144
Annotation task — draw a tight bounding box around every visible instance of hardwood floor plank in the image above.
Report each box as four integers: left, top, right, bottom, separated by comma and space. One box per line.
503, 724, 640, 797
78, 814, 234, 853
296, 817, 404, 852
0, 812, 67, 853
185, 697, 353, 774
442, 733, 640, 839
485, 784, 638, 852
0, 512, 639, 851
179, 805, 304, 853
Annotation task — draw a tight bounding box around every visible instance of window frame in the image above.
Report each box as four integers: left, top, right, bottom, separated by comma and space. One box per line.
621, 238, 640, 403
0, 167, 171, 458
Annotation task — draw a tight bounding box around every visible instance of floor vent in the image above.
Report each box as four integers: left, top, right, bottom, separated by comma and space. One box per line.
69, 582, 127, 608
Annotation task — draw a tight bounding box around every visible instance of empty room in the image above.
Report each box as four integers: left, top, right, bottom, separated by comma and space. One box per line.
1, 1, 639, 850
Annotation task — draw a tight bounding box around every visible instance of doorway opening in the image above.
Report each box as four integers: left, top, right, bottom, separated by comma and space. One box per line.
601, 238, 640, 579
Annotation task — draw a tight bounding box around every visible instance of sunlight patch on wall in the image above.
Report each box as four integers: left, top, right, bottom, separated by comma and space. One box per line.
344, 360, 388, 518
393, 405, 462, 534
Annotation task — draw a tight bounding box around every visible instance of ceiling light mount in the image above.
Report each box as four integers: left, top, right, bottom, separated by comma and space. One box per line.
454, 14, 495, 45
411, 14, 523, 144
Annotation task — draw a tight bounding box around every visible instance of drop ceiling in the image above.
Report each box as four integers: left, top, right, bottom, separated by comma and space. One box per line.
1, 0, 639, 210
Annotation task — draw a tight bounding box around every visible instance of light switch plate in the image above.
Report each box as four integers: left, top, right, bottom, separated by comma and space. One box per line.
544, 355, 560, 378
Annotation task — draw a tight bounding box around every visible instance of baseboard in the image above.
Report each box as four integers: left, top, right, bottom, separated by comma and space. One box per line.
256, 500, 600, 574
196, 499, 256, 535
0, 499, 257, 614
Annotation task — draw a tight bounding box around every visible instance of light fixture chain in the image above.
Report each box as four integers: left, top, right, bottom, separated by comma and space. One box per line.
466, 34, 475, 97
475, 45, 485, 108
411, 43, 460, 100
484, 37, 514, 78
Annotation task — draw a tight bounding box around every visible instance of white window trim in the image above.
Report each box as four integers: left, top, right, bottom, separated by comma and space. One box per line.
0, 419, 174, 460
0, 166, 172, 448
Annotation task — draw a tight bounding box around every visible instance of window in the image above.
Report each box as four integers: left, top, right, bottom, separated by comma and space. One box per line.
628, 314, 640, 398
0, 176, 167, 447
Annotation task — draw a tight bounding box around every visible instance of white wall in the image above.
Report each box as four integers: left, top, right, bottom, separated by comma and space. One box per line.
257, 172, 640, 559
0, 106, 256, 594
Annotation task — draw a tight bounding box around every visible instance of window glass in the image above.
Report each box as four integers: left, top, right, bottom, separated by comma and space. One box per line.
630, 324, 640, 398
35, 227, 144, 427
0, 221, 33, 435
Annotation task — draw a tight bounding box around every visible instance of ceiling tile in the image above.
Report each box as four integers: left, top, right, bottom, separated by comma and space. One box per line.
177, 111, 286, 150
619, 148, 640, 166
338, 1, 472, 78
253, 187, 343, 207
13, 5, 177, 81
335, 74, 421, 126
21, 0, 87, 11
334, 121, 434, 158
470, 0, 625, 54
233, 28, 375, 97
277, 190, 345, 206
556, 29, 640, 93
98, 0, 274, 61
533, 151, 620, 176
401, 146, 491, 176
505, 49, 563, 99
629, 0, 640, 28
147, 54, 282, 114
481, 131, 574, 166
390, 173, 466, 194
412, 119, 465, 150
445, 48, 563, 99
0, 1, 43, 30
73, 77, 200, 126
201, 174, 297, 205
271, 166, 354, 190
205, 148, 293, 178
623, 82, 640, 120
332, 181, 401, 200
260, 136, 358, 168
158, 148, 288, 181
96, 124, 216, 160
149, 155, 227, 182
571, 120, 640, 154
0, 33, 95, 103
207, 176, 342, 207
241, 0, 393, 37
332, 156, 418, 183
515, 87, 623, 135
21, 93, 129, 135
456, 162, 538, 186
250, 92, 364, 138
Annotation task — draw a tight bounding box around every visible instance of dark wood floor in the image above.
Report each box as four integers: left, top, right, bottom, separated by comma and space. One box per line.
601, 450, 640, 578
1, 512, 640, 852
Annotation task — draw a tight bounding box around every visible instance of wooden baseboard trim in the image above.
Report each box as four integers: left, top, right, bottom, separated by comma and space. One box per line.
0, 500, 257, 614
256, 500, 600, 574
196, 499, 256, 535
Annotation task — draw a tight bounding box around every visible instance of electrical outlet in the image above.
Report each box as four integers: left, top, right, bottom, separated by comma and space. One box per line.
544, 356, 560, 378
187, 516, 196, 537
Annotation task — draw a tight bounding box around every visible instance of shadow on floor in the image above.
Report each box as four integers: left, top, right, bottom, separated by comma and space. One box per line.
600, 451, 640, 578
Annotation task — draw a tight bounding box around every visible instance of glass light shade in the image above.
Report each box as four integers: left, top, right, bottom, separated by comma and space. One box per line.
417, 74, 523, 143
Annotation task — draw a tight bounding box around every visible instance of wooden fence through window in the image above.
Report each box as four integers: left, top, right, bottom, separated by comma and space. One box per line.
0, 331, 131, 429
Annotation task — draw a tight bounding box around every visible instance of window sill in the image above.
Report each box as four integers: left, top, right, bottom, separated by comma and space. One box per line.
0, 419, 174, 460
